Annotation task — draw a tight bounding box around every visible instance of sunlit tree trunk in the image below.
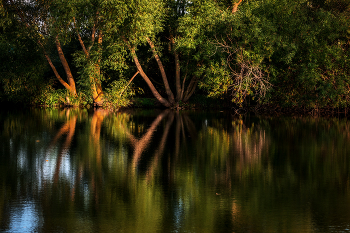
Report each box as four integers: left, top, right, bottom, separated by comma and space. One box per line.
74, 15, 104, 106
147, 37, 175, 104
129, 47, 171, 107
6, 0, 77, 96
232, 0, 243, 13
55, 38, 77, 95
89, 30, 104, 105
95, 30, 104, 103
43, 52, 76, 95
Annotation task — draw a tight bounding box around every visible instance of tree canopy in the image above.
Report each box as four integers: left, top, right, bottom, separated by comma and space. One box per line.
1, 0, 350, 109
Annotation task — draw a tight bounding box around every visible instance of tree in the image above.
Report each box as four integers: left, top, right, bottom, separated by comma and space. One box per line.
0, 6, 48, 103
2, 0, 133, 106
70, 0, 130, 106
185, 0, 350, 108
2, 0, 78, 97
118, 0, 261, 108
118, 0, 230, 108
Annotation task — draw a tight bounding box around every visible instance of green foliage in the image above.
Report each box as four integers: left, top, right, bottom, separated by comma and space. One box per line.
103, 78, 142, 110
32, 87, 66, 106
32, 85, 90, 107
198, 60, 232, 98
2, 0, 350, 109
0, 19, 48, 103
177, 0, 273, 105
258, 0, 350, 108
178, 0, 350, 108
5, 109, 350, 231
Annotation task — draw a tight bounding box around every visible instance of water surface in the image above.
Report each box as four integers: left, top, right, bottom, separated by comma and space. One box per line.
1, 108, 350, 232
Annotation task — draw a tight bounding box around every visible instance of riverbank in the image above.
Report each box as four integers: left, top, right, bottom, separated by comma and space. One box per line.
2, 96, 350, 118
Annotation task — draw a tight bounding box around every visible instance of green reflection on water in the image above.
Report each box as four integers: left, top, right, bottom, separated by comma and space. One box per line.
1, 108, 350, 232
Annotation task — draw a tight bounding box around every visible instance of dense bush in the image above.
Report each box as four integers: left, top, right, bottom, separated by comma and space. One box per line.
188, 0, 350, 108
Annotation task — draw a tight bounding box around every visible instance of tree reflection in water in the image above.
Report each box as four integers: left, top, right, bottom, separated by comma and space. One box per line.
1, 109, 350, 232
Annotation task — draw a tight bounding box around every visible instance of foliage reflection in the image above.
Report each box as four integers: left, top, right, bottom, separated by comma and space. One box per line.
1, 109, 350, 232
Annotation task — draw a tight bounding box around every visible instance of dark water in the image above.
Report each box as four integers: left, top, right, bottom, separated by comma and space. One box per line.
1, 108, 350, 232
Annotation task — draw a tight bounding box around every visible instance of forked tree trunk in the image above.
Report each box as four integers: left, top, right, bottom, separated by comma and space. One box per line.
55, 38, 77, 95
9, 1, 77, 96
125, 36, 199, 108
74, 17, 104, 105
130, 47, 171, 107
146, 37, 175, 104
43, 52, 76, 95
149, 36, 199, 105
183, 76, 199, 102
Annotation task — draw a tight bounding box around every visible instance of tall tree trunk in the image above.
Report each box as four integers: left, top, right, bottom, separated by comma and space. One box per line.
146, 37, 175, 104
43, 52, 76, 95
55, 38, 77, 95
130, 47, 171, 107
94, 30, 103, 104
170, 34, 182, 101
8, 1, 77, 96
90, 77, 100, 105
74, 17, 103, 105
183, 76, 199, 102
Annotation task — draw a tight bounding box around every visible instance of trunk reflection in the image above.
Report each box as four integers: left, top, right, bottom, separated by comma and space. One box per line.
2, 109, 350, 232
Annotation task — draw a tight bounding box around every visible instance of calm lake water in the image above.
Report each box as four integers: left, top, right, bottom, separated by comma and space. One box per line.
1, 108, 350, 232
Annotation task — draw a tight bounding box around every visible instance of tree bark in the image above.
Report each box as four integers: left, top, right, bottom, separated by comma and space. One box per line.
183, 76, 199, 102
75, 17, 103, 105
55, 38, 77, 95
90, 30, 103, 105
7, 0, 77, 95
146, 37, 175, 103
43, 53, 76, 95
74, 17, 89, 58
170, 34, 182, 101
232, 0, 243, 13
119, 71, 139, 97
130, 47, 171, 107
95, 30, 103, 99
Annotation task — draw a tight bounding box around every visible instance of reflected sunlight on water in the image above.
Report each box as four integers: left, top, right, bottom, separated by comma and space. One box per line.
8, 200, 43, 233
